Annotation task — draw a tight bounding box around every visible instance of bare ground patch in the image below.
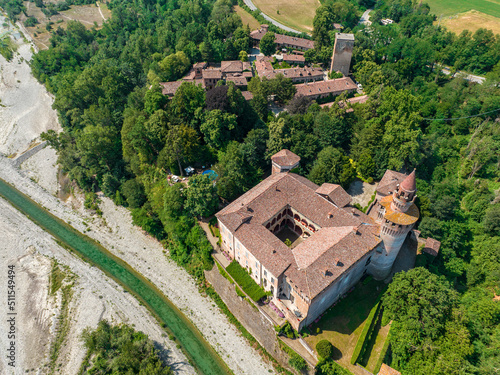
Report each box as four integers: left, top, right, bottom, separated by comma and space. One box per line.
251, 0, 320, 33
439, 10, 500, 35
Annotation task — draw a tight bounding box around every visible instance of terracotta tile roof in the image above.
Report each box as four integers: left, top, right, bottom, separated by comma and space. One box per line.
400, 169, 416, 192
275, 34, 315, 50
160, 81, 183, 96
380, 195, 419, 225
271, 149, 300, 167
217, 172, 381, 299
378, 364, 401, 375
255, 60, 273, 74
292, 226, 355, 269
193, 62, 208, 69
160, 80, 205, 96
226, 75, 247, 87
321, 95, 369, 112
286, 224, 380, 299
202, 69, 222, 79
315, 183, 352, 208
295, 78, 357, 98
221, 60, 251, 73
377, 170, 408, 196
241, 91, 254, 100
250, 29, 314, 50
423, 237, 440, 256
282, 54, 305, 63
259, 66, 323, 80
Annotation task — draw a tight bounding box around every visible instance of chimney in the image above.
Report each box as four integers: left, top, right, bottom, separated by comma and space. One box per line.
352, 226, 359, 234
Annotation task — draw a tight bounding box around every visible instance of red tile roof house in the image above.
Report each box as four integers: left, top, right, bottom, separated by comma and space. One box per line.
250, 25, 315, 51
217, 150, 385, 331
294, 77, 357, 100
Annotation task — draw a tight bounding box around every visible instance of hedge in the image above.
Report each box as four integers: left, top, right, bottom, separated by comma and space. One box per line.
226, 261, 267, 302
350, 301, 382, 365
374, 332, 391, 375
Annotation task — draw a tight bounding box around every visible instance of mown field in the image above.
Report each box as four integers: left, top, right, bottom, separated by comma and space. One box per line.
426, 0, 500, 18
251, 0, 320, 33
441, 10, 500, 36
234, 5, 260, 31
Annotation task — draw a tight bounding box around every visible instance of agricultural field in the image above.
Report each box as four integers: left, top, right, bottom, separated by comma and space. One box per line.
427, 0, 500, 34
234, 5, 260, 31
251, 0, 320, 33
20, 1, 111, 50
440, 10, 500, 35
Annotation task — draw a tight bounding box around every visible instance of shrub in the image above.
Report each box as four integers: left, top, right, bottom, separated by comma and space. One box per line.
316, 327, 322, 334
316, 339, 334, 359
289, 353, 307, 372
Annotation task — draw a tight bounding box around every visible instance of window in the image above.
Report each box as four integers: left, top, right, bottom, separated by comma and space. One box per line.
245, 251, 248, 258
270, 277, 274, 284
264, 270, 267, 277
255, 260, 259, 268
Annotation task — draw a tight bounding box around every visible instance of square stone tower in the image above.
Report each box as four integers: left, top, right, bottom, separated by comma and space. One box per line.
330, 33, 355, 77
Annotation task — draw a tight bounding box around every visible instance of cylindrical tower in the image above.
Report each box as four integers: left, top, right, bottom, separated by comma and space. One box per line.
369, 170, 419, 280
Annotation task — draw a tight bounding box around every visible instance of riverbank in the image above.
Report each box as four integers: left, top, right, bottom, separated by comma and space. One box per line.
0, 14, 274, 374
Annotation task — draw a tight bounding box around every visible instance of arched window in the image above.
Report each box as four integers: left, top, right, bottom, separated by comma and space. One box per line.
277, 213, 282, 220
266, 222, 271, 229
294, 214, 300, 221
294, 226, 302, 235
271, 218, 276, 225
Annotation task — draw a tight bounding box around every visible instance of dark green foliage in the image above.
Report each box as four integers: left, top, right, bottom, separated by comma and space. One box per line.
316, 339, 334, 360
316, 358, 353, 375
80, 320, 173, 374
288, 353, 307, 372
121, 179, 147, 209
259, 31, 276, 56
184, 174, 219, 218
309, 146, 356, 188
277, 321, 298, 339
226, 261, 267, 302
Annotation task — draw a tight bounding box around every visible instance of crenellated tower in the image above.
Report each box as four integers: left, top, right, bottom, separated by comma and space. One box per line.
369, 169, 419, 280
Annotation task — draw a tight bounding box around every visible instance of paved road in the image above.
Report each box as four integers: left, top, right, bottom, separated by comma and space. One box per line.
359, 9, 372, 25
441, 67, 486, 84
242, 0, 304, 34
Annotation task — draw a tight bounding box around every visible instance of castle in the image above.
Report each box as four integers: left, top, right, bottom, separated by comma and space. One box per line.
216, 150, 420, 331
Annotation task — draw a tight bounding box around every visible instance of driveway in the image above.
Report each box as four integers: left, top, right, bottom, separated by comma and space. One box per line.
359, 9, 372, 25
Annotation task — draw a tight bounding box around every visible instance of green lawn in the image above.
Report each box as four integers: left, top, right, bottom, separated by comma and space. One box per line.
226, 261, 267, 302
304, 279, 387, 371
426, 0, 500, 18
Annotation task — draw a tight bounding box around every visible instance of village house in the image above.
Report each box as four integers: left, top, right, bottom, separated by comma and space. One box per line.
250, 24, 315, 51
294, 77, 357, 99
216, 150, 423, 330
259, 66, 324, 83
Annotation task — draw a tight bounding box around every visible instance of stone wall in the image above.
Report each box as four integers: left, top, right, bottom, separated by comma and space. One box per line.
205, 265, 314, 374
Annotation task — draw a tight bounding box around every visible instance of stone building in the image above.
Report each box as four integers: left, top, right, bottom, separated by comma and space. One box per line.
217, 150, 420, 331
294, 77, 357, 100
250, 25, 315, 51
330, 33, 355, 77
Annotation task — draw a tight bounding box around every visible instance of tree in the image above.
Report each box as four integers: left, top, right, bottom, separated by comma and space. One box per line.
184, 174, 219, 218
286, 95, 312, 114
266, 118, 290, 158
121, 178, 147, 208
259, 32, 276, 56
200, 109, 237, 149
316, 340, 334, 359
483, 204, 500, 236
239, 50, 248, 62
157, 51, 191, 82
309, 147, 356, 188
158, 125, 199, 176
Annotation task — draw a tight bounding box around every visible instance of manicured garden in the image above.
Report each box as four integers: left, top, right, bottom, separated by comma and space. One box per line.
304, 279, 390, 373
226, 260, 267, 302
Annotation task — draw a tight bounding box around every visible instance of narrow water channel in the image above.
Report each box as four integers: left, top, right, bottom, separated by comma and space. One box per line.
0, 177, 232, 375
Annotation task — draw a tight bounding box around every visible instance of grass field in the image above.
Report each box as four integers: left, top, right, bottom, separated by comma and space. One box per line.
234, 5, 260, 31
304, 279, 389, 374
426, 0, 500, 18
251, 0, 320, 33
440, 10, 500, 35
